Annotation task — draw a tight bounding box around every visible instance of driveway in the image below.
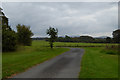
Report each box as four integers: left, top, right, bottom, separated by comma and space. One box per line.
13, 48, 84, 78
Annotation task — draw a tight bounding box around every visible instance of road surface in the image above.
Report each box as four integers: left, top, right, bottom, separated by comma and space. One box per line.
13, 48, 84, 78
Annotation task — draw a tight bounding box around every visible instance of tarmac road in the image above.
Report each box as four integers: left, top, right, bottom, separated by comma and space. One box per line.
13, 48, 84, 78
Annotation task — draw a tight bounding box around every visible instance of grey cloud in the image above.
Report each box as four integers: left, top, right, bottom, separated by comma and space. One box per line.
2, 2, 118, 37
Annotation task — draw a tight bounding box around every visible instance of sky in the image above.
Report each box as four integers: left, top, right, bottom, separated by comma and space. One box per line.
2, 2, 118, 37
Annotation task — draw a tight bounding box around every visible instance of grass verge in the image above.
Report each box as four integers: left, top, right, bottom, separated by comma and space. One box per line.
79, 47, 118, 78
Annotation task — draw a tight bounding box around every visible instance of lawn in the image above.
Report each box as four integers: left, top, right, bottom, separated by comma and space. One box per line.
79, 47, 118, 78
2, 41, 69, 78
2, 40, 118, 78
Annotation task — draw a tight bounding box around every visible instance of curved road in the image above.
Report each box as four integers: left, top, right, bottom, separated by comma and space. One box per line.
13, 48, 84, 78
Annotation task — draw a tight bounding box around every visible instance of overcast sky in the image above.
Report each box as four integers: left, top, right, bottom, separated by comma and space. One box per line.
2, 2, 118, 37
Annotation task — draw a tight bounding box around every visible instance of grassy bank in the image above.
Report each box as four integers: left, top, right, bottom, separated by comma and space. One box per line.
2, 41, 69, 78
79, 47, 118, 78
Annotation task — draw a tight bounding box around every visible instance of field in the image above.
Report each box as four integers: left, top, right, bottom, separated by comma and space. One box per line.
2, 40, 118, 78
54, 42, 118, 47
32, 40, 118, 47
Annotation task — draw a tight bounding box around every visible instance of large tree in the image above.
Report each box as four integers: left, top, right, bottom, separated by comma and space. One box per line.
2, 14, 17, 52
112, 29, 120, 43
2, 25, 17, 52
16, 24, 33, 46
46, 27, 58, 48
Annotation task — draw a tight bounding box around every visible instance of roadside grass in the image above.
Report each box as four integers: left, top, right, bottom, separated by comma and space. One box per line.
79, 47, 118, 78
2, 41, 69, 78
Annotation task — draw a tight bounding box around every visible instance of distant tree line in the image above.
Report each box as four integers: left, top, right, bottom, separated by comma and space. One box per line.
33, 29, 120, 44
56, 35, 95, 43
56, 33, 119, 43
2, 13, 33, 52
55, 29, 120, 43
32, 37, 48, 40
56, 36, 108, 43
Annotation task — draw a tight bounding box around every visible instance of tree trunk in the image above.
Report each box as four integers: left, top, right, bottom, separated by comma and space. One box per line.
50, 42, 53, 49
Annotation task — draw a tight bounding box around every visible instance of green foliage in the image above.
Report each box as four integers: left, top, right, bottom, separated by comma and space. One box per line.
94, 38, 106, 43
56, 36, 107, 43
2, 16, 8, 26
106, 37, 111, 43
2, 13, 17, 52
46, 27, 58, 48
64, 35, 71, 42
112, 29, 120, 43
79, 36, 94, 42
16, 24, 33, 46
2, 10, 33, 52
2, 25, 17, 52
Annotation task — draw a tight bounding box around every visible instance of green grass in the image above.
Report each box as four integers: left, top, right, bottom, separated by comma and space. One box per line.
54, 42, 118, 47
79, 47, 118, 78
2, 40, 69, 78
2, 40, 118, 78
32, 40, 118, 47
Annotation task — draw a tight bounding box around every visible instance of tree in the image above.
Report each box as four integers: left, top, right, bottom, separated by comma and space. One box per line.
46, 27, 58, 48
106, 37, 111, 43
79, 36, 94, 43
16, 24, 33, 46
112, 29, 120, 43
2, 25, 17, 52
2, 14, 17, 52
64, 35, 71, 42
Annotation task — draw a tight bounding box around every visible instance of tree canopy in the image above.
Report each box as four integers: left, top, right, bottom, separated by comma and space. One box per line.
2, 25, 17, 51
112, 29, 120, 43
16, 24, 34, 46
46, 27, 58, 48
